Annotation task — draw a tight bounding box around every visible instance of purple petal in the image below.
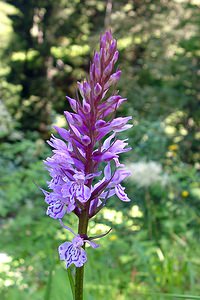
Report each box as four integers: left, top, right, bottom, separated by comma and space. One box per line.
104, 163, 111, 180
54, 126, 71, 141
85, 171, 102, 180
61, 182, 75, 198
76, 185, 91, 203
112, 50, 119, 64
66, 96, 78, 112
65, 111, 83, 128
81, 135, 91, 146
96, 117, 132, 140
72, 235, 84, 247
114, 124, 133, 133
94, 83, 102, 96
58, 242, 71, 260
111, 116, 132, 130
83, 81, 91, 99
93, 150, 118, 162
109, 139, 132, 155
102, 133, 115, 150
85, 240, 99, 248
115, 184, 130, 202
93, 51, 100, 68
66, 202, 76, 213
105, 70, 121, 89
113, 158, 125, 167
44, 191, 60, 205
91, 179, 110, 200
82, 99, 91, 114
73, 247, 87, 268
47, 201, 67, 219
47, 135, 68, 151
109, 168, 131, 186
58, 241, 87, 268
95, 119, 106, 128
100, 188, 115, 199
89, 198, 99, 215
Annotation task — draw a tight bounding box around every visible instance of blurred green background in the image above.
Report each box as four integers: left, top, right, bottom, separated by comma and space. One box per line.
0, 0, 199, 299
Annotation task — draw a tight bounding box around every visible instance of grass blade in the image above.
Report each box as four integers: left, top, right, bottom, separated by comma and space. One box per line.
138, 292, 200, 299
67, 267, 75, 300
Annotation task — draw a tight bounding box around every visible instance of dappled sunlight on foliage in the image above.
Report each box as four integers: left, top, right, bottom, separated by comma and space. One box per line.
0, 0, 199, 299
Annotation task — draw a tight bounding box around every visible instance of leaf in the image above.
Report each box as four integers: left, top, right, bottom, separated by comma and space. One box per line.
67, 267, 75, 300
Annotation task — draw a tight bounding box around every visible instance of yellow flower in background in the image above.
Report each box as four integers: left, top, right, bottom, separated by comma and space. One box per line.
182, 190, 189, 198
168, 144, 179, 151
109, 235, 118, 241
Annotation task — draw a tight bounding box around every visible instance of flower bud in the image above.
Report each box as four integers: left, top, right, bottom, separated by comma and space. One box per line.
95, 120, 106, 128
94, 83, 102, 96
81, 135, 91, 146
83, 82, 91, 99
100, 34, 107, 49
107, 95, 121, 103
112, 51, 119, 64
77, 81, 84, 98
83, 99, 91, 114
109, 39, 117, 53
94, 52, 100, 69
66, 96, 78, 112
110, 70, 121, 83
104, 62, 113, 77
89, 63, 95, 82
95, 66, 101, 81
105, 30, 112, 42
105, 70, 121, 89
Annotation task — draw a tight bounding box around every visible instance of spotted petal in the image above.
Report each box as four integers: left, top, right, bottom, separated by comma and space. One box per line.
58, 242, 87, 268
47, 201, 67, 219
76, 185, 91, 203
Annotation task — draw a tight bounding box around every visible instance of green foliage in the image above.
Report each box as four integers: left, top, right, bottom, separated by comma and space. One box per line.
0, 0, 199, 299
0, 138, 49, 216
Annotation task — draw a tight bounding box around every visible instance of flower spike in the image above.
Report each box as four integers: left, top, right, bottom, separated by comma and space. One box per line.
42, 30, 132, 269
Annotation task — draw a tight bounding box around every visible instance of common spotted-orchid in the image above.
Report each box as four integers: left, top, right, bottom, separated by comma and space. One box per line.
58, 220, 99, 269
42, 30, 132, 300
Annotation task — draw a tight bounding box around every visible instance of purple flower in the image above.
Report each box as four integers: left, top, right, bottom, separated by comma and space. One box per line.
58, 221, 99, 268
58, 236, 87, 268
43, 30, 132, 268
62, 171, 91, 204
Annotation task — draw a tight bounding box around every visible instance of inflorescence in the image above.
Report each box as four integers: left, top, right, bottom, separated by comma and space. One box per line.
42, 30, 132, 268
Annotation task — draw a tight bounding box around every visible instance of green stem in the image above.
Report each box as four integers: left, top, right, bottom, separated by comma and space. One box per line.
75, 208, 89, 300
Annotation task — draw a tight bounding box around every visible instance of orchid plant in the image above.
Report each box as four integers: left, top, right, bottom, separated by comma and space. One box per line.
42, 30, 132, 300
